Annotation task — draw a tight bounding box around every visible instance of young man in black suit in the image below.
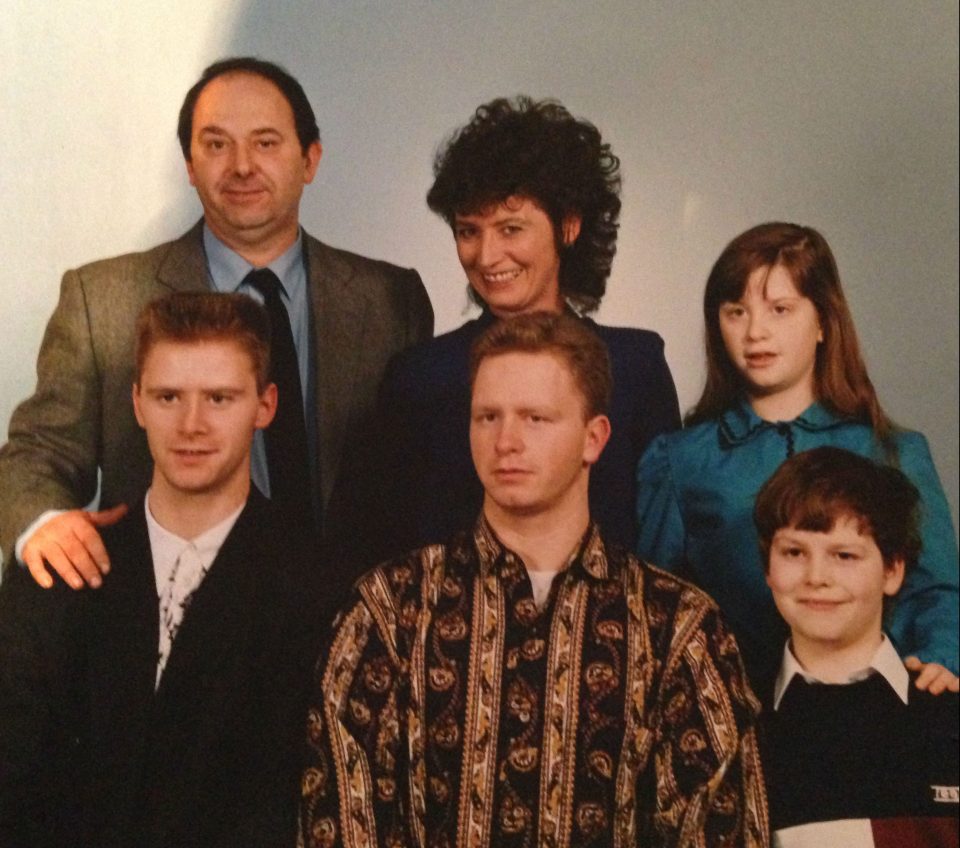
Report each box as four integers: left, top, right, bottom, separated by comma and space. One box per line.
0, 291, 320, 847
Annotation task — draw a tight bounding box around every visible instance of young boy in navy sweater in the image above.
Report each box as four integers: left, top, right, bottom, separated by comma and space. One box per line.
755, 446, 958, 848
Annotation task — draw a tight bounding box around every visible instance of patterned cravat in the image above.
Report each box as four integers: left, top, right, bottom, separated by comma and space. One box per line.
243, 268, 313, 530
156, 544, 209, 687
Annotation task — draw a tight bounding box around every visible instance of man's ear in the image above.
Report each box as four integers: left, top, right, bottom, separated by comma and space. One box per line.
132, 383, 145, 428
255, 383, 278, 430
582, 414, 611, 465
561, 214, 582, 246
303, 142, 322, 184
883, 557, 906, 597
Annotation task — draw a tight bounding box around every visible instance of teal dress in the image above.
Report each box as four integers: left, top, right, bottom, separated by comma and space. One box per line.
636, 401, 959, 687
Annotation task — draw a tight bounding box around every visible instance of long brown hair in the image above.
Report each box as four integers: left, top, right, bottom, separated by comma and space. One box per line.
686, 222, 893, 444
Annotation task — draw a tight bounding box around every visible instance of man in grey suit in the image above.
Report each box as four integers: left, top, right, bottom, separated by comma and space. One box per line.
0, 57, 433, 602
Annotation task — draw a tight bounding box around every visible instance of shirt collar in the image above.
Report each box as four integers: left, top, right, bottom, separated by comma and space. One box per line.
473, 514, 608, 581
144, 491, 245, 560
718, 399, 842, 446
773, 635, 909, 709
203, 223, 304, 297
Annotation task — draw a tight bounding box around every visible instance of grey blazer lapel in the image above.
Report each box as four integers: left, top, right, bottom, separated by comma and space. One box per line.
304, 234, 369, 511
156, 220, 211, 293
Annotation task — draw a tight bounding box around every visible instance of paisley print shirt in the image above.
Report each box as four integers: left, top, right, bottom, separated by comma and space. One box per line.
299, 519, 769, 848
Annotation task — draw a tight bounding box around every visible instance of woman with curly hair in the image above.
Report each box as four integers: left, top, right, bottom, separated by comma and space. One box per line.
636, 222, 958, 693
355, 96, 679, 563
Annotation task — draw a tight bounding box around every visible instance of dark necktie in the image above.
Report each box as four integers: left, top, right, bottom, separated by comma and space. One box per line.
243, 269, 314, 530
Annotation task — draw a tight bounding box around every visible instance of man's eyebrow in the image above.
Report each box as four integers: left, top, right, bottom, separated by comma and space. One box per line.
144, 384, 243, 394
472, 403, 553, 417
198, 125, 283, 135
773, 529, 806, 542
197, 125, 230, 136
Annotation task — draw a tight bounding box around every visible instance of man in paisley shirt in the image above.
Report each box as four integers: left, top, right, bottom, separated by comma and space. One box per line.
300, 312, 769, 848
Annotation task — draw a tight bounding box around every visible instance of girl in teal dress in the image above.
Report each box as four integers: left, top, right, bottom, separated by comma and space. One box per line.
636, 222, 958, 692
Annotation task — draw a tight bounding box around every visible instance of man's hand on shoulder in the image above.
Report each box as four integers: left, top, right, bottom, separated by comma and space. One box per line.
904, 655, 960, 695
22, 505, 128, 590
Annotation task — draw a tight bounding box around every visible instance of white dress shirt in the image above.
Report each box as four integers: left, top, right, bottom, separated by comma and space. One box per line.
773, 635, 910, 711
145, 493, 243, 687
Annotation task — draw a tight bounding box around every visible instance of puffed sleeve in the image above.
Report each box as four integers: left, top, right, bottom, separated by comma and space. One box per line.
887, 431, 959, 673
635, 434, 688, 572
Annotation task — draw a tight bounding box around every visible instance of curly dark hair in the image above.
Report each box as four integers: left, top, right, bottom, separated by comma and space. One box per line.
427, 97, 621, 314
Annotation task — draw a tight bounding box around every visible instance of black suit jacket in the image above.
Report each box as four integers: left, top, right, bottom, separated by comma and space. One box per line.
0, 490, 322, 848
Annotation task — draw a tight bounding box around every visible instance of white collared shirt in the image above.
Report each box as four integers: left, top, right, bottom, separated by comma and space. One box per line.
145, 493, 244, 686
773, 635, 910, 710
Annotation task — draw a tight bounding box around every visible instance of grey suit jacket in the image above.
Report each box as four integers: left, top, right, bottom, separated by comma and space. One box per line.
0, 222, 433, 563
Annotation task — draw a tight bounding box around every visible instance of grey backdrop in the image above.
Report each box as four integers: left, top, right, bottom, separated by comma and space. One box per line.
2, 0, 957, 530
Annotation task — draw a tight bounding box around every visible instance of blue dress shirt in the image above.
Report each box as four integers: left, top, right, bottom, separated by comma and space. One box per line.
636, 400, 959, 686
203, 225, 315, 499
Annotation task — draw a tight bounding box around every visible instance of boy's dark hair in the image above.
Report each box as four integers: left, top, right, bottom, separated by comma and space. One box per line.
427, 96, 621, 314
135, 292, 271, 390
177, 56, 320, 158
469, 312, 611, 419
754, 446, 921, 578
